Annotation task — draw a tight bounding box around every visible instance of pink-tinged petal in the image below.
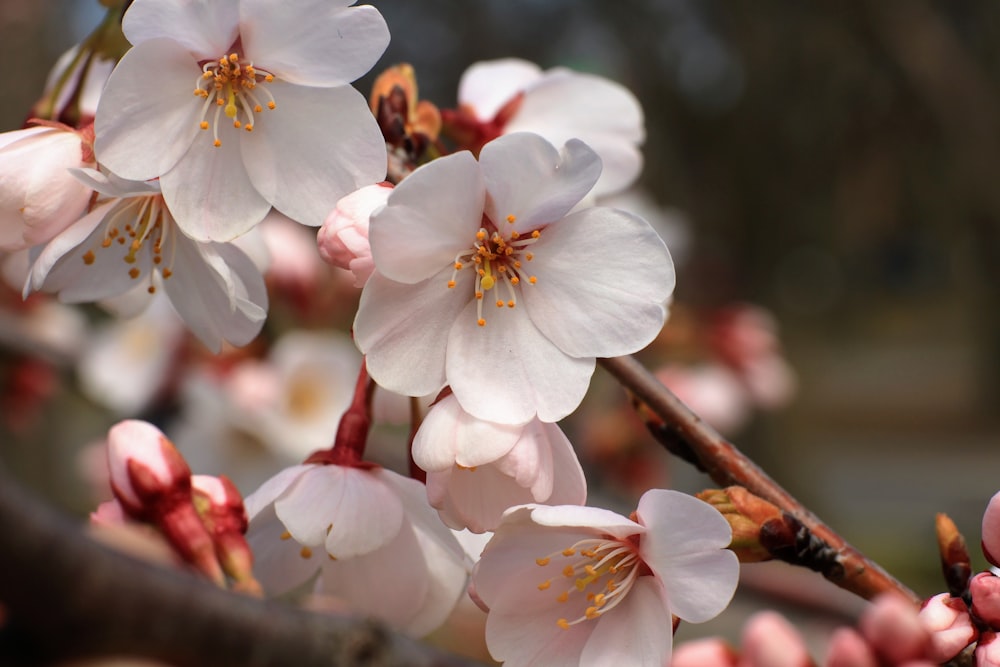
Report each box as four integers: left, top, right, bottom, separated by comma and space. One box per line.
493, 424, 548, 495
522, 207, 673, 358
160, 126, 271, 242
580, 577, 672, 667
316, 522, 431, 635
94, 39, 204, 181
485, 582, 593, 667
658, 548, 739, 623
638, 489, 733, 557
859, 593, 930, 664
541, 422, 587, 506
480, 134, 601, 233
530, 504, 643, 538
122, 0, 239, 57
740, 611, 812, 667
241, 82, 386, 228
241, 0, 389, 87
412, 393, 522, 472
161, 237, 267, 352
246, 505, 320, 594
446, 298, 595, 424
69, 168, 159, 200
970, 572, 1000, 629
370, 151, 485, 284
671, 638, 738, 667
354, 268, 470, 398
825, 628, 878, 667
458, 59, 542, 121
507, 69, 644, 197
430, 465, 538, 534
375, 470, 467, 636
242, 464, 313, 519
274, 466, 404, 557
983, 490, 1000, 567
920, 593, 977, 662
25, 200, 115, 296
107, 419, 188, 508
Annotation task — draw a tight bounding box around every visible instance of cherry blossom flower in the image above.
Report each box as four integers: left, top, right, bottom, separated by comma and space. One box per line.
244, 463, 467, 637
93, 0, 390, 241
24, 169, 267, 353
354, 132, 674, 425
0, 124, 94, 251
470, 489, 738, 666
918, 593, 977, 662
317, 182, 392, 287
413, 393, 586, 533
447, 58, 645, 196
983, 490, 1000, 567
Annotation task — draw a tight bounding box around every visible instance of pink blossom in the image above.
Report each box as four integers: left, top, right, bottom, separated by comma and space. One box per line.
740, 611, 813, 667
971, 572, 1000, 629
824, 628, 877, 667
978, 632, 1000, 667
317, 183, 392, 287
672, 638, 738, 667
106, 419, 192, 515
471, 489, 738, 666
918, 593, 976, 662
857, 594, 931, 665
982, 490, 1000, 567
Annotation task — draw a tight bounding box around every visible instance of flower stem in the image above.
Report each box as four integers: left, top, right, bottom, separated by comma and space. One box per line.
599, 354, 920, 605
305, 358, 374, 467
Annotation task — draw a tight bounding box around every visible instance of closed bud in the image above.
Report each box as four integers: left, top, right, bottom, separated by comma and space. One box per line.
971, 572, 1000, 630
979, 631, 1000, 667
982, 491, 1000, 568
697, 486, 798, 563
317, 183, 392, 287
106, 419, 191, 518
191, 475, 261, 595
919, 592, 977, 662
936, 512, 971, 596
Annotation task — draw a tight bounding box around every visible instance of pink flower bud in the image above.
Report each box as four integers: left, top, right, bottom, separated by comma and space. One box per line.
824, 628, 877, 667
979, 631, 1000, 667
740, 611, 813, 667
972, 572, 1000, 629
89, 499, 129, 528
858, 593, 930, 664
192, 475, 260, 595
106, 419, 191, 517
317, 183, 392, 287
982, 491, 1000, 567
672, 638, 738, 667
918, 593, 977, 661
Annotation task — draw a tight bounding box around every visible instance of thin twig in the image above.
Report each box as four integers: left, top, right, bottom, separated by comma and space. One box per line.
599, 354, 920, 605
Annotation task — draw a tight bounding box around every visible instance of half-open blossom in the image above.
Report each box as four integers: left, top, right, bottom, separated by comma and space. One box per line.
0, 124, 94, 251
919, 593, 976, 662
447, 58, 644, 197
317, 182, 392, 287
413, 393, 587, 533
470, 489, 738, 666
245, 463, 467, 637
354, 132, 674, 425
94, 0, 390, 241
24, 169, 267, 353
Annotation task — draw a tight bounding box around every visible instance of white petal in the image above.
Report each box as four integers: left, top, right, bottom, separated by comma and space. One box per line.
159, 123, 271, 242
274, 466, 404, 558
161, 236, 267, 352
480, 134, 601, 233
458, 59, 542, 121
25, 201, 112, 296
446, 299, 595, 424
246, 504, 321, 595
94, 39, 204, 181
521, 208, 673, 358
370, 151, 484, 284
70, 168, 159, 199
240, 82, 386, 227
580, 577, 672, 667
241, 0, 389, 87
531, 421, 587, 506
354, 268, 469, 398
658, 549, 739, 623
412, 393, 523, 472
243, 464, 313, 519
432, 466, 537, 534
529, 504, 643, 539
122, 0, 239, 57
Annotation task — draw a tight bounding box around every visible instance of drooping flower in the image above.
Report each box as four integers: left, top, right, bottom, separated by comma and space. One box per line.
93, 0, 390, 241
470, 489, 738, 667
445, 58, 645, 197
244, 462, 467, 637
24, 169, 267, 353
354, 132, 674, 425
0, 123, 94, 251
413, 393, 586, 533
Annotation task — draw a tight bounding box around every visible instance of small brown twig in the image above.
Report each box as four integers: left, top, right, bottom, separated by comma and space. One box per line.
599, 354, 920, 605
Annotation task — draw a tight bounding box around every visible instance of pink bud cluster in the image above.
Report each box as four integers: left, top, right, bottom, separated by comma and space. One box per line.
93, 420, 260, 593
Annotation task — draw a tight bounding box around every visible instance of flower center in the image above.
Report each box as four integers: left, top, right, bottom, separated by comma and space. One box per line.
533, 535, 642, 630
80, 195, 176, 294
193, 53, 277, 147
446, 214, 540, 327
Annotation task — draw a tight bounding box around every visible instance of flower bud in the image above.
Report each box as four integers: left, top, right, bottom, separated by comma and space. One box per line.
697, 486, 801, 564
740, 611, 813, 667
671, 638, 737, 667
978, 631, 1000, 667
317, 183, 392, 287
106, 419, 191, 517
971, 572, 1000, 629
936, 512, 971, 597
982, 491, 1000, 568
824, 628, 877, 667
918, 593, 976, 662
191, 475, 261, 595
858, 593, 930, 664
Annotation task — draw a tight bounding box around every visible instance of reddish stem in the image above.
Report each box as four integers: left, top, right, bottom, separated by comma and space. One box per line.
305, 358, 376, 469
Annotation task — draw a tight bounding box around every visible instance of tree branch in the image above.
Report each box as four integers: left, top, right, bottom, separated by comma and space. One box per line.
0, 462, 483, 667
599, 354, 920, 605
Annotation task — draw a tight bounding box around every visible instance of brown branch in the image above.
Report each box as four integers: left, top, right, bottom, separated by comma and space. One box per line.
599, 354, 920, 605
0, 461, 484, 667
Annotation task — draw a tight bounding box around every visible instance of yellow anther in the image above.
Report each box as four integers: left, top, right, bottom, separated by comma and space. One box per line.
510, 276, 520, 285
101, 238, 112, 248
128, 267, 140, 279
254, 104, 263, 113
477, 318, 486, 327
267, 101, 276, 110
229, 53, 239, 63
233, 120, 241, 128
529, 276, 537, 284
82, 250, 95, 265
511, 231, 520, 240
531, 230, 540, 238
476, 230, 487, 241
557, 591, 569, 603
495, 299, 504, 308
200, 121, 209, 130
562, 565, 575, 577
279, 531, 292, 540
562, 548, 576, 557
536, 557, 551, 566
454, 262, 463, 270
585, 607, 600, 620
507, 300, 515, 308
245, 125, 253, 132
265, 74, 274, 82
447, 280, 456, 289
475, 291, 483, 299
214, 139, 222, 147
526, 253, 534, 261
557, 618, 570, 630
537, 580, 551, 591
300, 546, 312, 559
594, 593, 606, 606
162, 268, 173, 279
506, 214, 516, 223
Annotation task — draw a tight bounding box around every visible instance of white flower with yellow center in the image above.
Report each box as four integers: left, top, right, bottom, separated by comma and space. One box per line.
354, 132, 675, 425
24, 169, 267, 353
470, 490, 739, 667
94, 0, 390, 241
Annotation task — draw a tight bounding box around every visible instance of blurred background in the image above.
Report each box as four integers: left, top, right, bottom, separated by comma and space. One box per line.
2, 0, 999, 645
